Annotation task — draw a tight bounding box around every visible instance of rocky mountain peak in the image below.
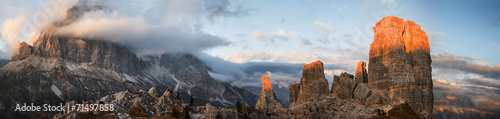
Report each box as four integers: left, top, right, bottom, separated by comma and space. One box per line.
261, 75, 273, 91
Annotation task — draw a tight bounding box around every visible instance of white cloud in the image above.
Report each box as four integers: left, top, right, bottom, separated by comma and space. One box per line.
221, 51, 344, 64
251, 30, 270, 42
0, 15, 25, 57
314, 21, 335, 33
2, 0, 248, 56
0, 0, 78, 58
271, 29, 289, 41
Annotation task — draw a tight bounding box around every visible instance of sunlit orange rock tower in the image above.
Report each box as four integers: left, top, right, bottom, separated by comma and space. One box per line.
256, 75, 283, 112
368, 16, 433, 114
355, 61, 368, 84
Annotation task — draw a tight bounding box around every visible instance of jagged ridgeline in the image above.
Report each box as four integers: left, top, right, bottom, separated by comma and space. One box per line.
0, 6, 257, 119
284, 16, 433, 118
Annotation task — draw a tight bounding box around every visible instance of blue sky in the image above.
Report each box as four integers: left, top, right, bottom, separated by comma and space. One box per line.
1, 0, 499, 65
202, 0, 500, 65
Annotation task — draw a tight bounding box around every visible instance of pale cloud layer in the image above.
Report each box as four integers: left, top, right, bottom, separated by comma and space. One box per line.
433, 78, 500, 112
314, 21, 336, 33
252, 30, 270, 42
0, 0, 77, 58
432, 51, 500, 79
1, 0, 249, 56
220, 51, 344, 64
271, 29, 289, 41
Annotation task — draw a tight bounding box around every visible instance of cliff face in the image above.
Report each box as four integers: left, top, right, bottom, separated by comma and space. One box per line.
288, 83, 300, 106
255, 75, 283, 112
12, 28, 145, 75
367, 16, 433, 114
296, 61, 329, 103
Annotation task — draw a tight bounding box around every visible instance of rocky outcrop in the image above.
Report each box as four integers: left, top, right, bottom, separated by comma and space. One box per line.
296, 61, 329, 104
255, 75, 283, 112
148, 87, 159, 98
355, 61, 368, 84
11, 42, 33, 61
288, 83, 300, 107
331, 72, 355, 99
367, 16, 433, 114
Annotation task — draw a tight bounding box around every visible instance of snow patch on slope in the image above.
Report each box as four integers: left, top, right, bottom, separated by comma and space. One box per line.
51, 85, 63, 100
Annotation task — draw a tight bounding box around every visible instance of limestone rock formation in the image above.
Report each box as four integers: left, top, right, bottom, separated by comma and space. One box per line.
288, 83, 300, 106
355, 61, 368, 84
367, 16, 433, 114
296, 61, 329, 103
256, 75, 283, 112
331, 72, 355, 99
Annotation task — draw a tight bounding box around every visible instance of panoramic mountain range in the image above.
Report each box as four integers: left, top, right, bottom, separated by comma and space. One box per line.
0, 2, 498, 118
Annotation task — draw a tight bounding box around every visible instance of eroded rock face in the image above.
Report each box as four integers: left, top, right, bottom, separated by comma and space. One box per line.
296, 61, 329, 104
256, 75, 283, 112
367, 16, 433, 114
11, 42, 33, 61
288, 83, 300, 106
331, 72, 355, 99
355, 61, 368, 84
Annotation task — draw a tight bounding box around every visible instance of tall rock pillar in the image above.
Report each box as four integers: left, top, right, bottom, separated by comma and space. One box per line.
296, 61, 329, 103
367, 16, 433, 114
256, 75, 283, 112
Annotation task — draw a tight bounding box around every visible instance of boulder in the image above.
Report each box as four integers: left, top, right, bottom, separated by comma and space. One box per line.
331, 72, 355, 99
364, 92, 380, 107
353, 83, 371, 100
